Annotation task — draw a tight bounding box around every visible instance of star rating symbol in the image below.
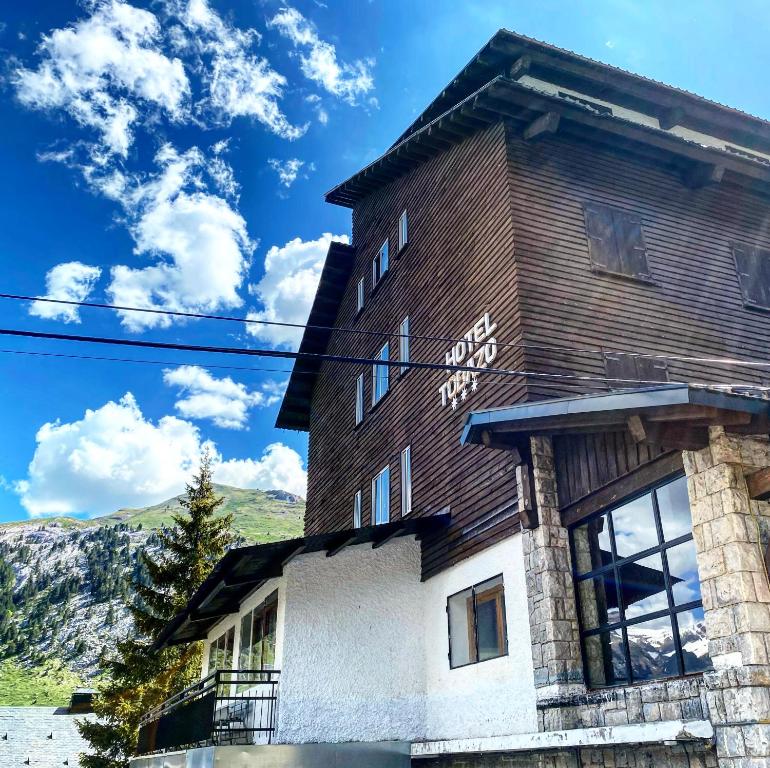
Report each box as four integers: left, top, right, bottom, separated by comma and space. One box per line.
451, 397, 458, 410
471, 374, 479, 392
460, 387, 467, 401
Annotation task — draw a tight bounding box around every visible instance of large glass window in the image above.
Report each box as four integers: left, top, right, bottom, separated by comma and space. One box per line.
448, 575, 507, 668
570, 475, 710, 688
207, 625, 235, 674
237, 593, 278, 686
372, 343, 389, 405
372, 466, 390, 525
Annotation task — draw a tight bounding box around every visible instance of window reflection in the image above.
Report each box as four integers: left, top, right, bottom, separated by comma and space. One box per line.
611, 491, 658, 558
584, 630, 627, 687
619, 553, 668, 619
657, 476, 692, 541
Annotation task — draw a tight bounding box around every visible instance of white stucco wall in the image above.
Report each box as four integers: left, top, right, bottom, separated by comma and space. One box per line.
423, 535, 538, 740
276, 538, 427, 744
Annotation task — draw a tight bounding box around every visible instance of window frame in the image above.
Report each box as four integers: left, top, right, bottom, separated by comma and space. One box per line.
398, 210, 408, 253
400, 445, 412, 517
356, 277, 365, 314
732, 241, 770, 312
355, 373, 364, 426
372, 238, 389, 289
569, 472, 708, 689
371, 465, 390, 525
447, 574, 508, 670
371, 342, 390, 406
399, 316, 410, 375
353, 489, 362, 528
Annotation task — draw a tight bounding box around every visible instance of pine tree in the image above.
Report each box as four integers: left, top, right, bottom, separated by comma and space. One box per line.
78, 453, 232, 768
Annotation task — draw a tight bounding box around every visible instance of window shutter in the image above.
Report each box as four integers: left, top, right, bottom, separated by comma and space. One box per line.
636, 355, 669, 384
614, 212, 651, 280
604, 352, 637, 387
733, 243, 770, 309
584, 204, 620, 273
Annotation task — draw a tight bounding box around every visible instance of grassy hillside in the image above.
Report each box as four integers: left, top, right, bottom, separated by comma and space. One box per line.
0, 659, 87, 706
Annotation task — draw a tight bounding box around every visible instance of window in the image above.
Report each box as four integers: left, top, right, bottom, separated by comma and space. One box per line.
372, 466, 390, 525
448, 575, 507, 668
399, 316, 410, 374
237, 595, 278, 688
356, 277, 365, 314
372, 239, 389, 286
570, 474, 711, 688
398, 210, 408, 252
372, 343, 389, 405
733, 242, 770, 311
355, 373, 364, 425
353, 490, 362, 528
604, 352, 668, 390
400, 446, 412, 517
583, 203, 653, 282
207, 625, 235, 673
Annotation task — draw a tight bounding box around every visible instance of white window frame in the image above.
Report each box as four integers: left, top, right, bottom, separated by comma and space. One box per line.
356, 277, 365, 313
372, 342, 389, 406
353, 490, 362, 528
399, 316, 410, 375
400, 445, 412, 517
372, 239, 389, 287
398, 210, 408, 252
372, 465, 390, 525
355, 373, 364, 425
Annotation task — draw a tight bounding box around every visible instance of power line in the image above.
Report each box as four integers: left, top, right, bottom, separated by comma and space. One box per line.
6, 292, 770, 371
1, 325, 769, 391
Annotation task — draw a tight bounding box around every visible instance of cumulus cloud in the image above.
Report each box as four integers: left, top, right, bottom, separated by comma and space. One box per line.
268, 6, 374, 105
215, 443, 306, 497
163, 365, 283, 429
16, 393, 306, 516
29, 261, 102, 323
14, 0, 190, 157
268, 157, 313, 188
246, 232, 348, 348
172, 0, 306, 139
102, 143, 252, 331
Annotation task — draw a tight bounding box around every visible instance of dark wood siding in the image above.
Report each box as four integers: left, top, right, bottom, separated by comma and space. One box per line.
305, 122, 527, 579
505, 122, 770, 401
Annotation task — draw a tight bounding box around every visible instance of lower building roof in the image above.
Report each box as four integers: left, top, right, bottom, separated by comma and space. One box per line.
153, 513, 451, 649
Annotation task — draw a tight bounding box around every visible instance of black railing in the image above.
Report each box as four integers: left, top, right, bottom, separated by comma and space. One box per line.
136, 669, 280, 755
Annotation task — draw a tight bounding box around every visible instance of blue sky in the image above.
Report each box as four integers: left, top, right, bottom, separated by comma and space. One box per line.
0, 0, 769, 523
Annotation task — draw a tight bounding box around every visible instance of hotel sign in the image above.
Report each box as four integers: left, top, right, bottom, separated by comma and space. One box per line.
439, 313, 498, 409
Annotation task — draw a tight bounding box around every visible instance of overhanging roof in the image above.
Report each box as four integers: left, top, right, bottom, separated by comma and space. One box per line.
153, 513, 450, 649
461, 384, 770, 447
275, 240, 355, 431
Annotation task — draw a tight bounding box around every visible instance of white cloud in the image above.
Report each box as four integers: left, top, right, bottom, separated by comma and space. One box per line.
215, 443, 306, 497
246, 232, 348, 348
29, 261, 102, 323
268, 157, 313, 188
14, 0, 190, 157
173, 0, 306, 140
16, 393, 306, 516
104, 143, 252, 331
268, 6, 374, 105
163, 365, 283, 429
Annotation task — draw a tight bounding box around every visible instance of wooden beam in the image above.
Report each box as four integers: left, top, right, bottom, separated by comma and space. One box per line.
641, 422, 709, 451
281, 544, 306, 568
516, 462, 539, 529
523, 111, 560, 141
326, 533, 359, 558
508, 55, 531, 81
627, 414, 647, 444
223, 572, 265, 588
682, 162, 725, 189
372, 527, 403, 550
659, 106, 686, 130
747, 467, 770, 501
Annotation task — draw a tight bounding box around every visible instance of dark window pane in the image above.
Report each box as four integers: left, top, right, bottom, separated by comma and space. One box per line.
657, 476, 692, 541
615, 212, 650, 279
573, 515, 611, 574
448, 587, 475, 667
611, 492, 658, 558
578, 573, 620, 630
628, 614, 677, 681
619, 553, 669, 619
676, 607, 712, 674
475, 576, 507, 661
262, 605, 277, 669
584, 204, 620, 273
584, 630, 627, 687
667, 540, 702, 606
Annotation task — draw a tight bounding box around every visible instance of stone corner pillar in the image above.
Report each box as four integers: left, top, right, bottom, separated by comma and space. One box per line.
683, 427, 770, 768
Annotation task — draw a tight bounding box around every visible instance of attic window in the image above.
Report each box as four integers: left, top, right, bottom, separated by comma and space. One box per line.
604, 353, 669, 390
584, 203, 654, 283
733, 243, 770, 311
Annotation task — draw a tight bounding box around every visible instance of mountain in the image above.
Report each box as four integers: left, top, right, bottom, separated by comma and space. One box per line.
0, 486, 304, 704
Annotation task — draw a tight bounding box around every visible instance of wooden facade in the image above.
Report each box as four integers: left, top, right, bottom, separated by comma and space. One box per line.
278, 31, 770, 579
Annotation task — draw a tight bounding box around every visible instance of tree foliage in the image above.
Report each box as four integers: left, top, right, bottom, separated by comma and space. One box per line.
78, 453, 232, 768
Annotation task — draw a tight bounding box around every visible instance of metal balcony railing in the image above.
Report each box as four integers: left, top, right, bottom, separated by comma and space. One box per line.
136, 669, 280, 756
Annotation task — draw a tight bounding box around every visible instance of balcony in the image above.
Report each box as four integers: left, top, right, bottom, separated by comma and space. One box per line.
136, 669, 280, 756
